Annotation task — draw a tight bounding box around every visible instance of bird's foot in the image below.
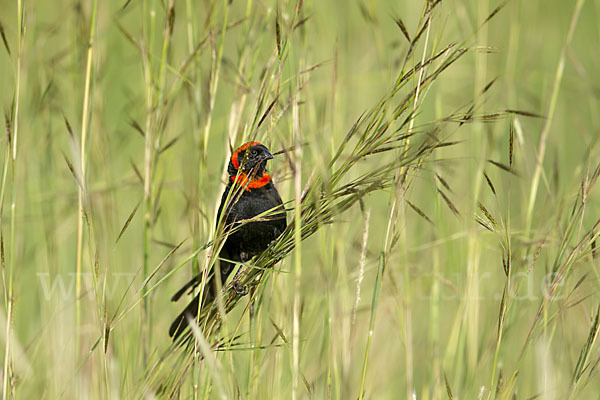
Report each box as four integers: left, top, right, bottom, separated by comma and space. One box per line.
265, 241, 281, 259
232, 280, 249, 296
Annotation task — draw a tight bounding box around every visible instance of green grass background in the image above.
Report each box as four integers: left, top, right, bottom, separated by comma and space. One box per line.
1, 0, 599, 398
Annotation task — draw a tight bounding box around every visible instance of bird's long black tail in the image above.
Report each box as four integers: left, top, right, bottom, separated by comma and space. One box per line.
168, 291, 209, 339
169, 260, 234, 339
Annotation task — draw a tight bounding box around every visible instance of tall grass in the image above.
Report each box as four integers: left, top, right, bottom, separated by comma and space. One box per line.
1, 0, 23, 398
0, 0, 599, 399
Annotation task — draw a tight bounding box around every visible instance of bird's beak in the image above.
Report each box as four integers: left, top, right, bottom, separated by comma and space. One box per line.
262, 151, 273, 161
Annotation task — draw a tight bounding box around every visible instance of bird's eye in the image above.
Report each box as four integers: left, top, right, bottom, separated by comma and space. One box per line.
250, 149, 258, 156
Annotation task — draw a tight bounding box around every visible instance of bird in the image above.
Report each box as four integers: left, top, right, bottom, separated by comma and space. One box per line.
169, 141, 287, 339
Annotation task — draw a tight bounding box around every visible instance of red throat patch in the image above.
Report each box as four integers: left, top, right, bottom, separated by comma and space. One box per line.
231, 172, 271, 191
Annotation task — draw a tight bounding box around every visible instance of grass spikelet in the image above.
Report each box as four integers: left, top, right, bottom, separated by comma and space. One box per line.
487, 159, 518, 175
406, 200, 434, 225
478, 201, 497, 228
437, 188, 460, 216
394, 16, 411, 43
483, 170, 497, 195
0, 22, 10, 55
509, 118, 514, 167
116, 200, 142, 244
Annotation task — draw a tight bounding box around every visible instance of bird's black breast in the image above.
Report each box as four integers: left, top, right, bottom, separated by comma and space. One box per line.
218, 182, 286, 261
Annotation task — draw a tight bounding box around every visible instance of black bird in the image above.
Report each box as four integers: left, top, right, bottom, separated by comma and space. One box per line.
169, 142, 287, 339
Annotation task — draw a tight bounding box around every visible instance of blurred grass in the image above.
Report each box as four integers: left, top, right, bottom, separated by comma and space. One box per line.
1, 0, 600, 398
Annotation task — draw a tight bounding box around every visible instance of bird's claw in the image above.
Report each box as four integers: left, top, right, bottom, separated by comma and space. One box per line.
232, 280, 249, 296
265, 240, 280, 257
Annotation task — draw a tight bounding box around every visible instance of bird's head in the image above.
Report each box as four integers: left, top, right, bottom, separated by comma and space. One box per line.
228, 142, 274, 189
